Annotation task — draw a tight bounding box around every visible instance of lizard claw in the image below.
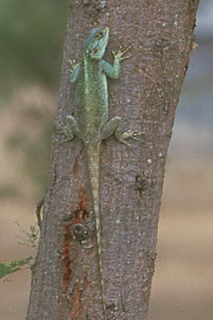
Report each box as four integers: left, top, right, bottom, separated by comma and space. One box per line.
119, 45, 132, 54
113, 45, 132, 61
115, 128, 143, 147
56, 120, 75, 143
121, 129, 142, 141
128, 130, 143, 140
68, 59, 79, 72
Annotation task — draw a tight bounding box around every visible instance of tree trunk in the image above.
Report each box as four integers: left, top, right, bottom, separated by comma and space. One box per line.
27, 0, 200, 319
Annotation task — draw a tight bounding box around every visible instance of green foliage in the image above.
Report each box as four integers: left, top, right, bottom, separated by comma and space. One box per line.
0, 257, 33, 279
0, 222, 38, 279
0, 0, 67, 91
15, 221, 39, 249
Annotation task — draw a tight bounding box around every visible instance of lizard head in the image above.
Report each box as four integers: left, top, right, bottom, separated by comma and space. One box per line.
83, 26, 109, 60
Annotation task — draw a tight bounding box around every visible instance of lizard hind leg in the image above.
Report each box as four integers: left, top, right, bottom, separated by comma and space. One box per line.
59, 115, 82, 142
101, 116, 141, 147
101, 116, 122, 140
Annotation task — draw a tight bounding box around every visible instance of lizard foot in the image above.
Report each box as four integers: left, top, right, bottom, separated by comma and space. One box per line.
112, 45, 132, 61
56, 115, 80, 142
68, 59, 79, 73
101, 116, 143, 147
57, 122, 74, 142
115, 128, 143, 147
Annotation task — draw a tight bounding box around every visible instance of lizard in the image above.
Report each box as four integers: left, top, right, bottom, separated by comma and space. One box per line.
61, 26, 140, 319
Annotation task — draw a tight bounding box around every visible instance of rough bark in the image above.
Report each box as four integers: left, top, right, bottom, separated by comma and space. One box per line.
27, 0, 200, 319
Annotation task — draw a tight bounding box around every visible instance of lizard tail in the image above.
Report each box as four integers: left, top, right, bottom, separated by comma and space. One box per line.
86, 144, 107, 320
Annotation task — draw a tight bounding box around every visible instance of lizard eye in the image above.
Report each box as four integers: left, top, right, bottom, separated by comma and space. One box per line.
92, 48, 98, 54
95, 32, 104, 40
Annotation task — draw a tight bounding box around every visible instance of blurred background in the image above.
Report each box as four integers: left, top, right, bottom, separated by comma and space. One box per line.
0, 0, 212, 319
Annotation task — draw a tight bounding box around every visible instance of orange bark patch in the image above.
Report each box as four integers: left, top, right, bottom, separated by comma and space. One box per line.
70, 275, 88, 319
73, 186, 89, 223
78, 186, 89, 220
62, 224, 73, 297
62, 187, 89, 300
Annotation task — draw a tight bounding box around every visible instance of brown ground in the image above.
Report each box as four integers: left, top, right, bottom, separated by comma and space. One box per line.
0, 86, 212, 320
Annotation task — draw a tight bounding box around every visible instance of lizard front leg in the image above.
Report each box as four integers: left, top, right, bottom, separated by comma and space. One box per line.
101, 116, 141, 147
69, 59, 81, 83
100, 45, 131, 80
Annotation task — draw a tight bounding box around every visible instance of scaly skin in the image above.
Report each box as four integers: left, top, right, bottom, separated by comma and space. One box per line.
61, 26, 139, 319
